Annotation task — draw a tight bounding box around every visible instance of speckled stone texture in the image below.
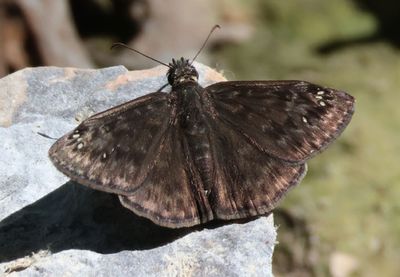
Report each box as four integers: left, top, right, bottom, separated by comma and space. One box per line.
0, 64, 276, 276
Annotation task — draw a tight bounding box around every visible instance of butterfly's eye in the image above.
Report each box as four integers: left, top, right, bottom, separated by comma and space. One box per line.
191, 68, 199, 80
167, 71, 176, 85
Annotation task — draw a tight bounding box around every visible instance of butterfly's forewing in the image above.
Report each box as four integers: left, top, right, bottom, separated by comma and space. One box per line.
119, 125, 201, 228
207, 81, 355, 164
49, 92, 172, 194
206, 116, 307, 219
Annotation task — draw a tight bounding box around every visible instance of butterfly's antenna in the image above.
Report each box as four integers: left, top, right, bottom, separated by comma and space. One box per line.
37, 132, 57, 140
111, 43, 171, 68
190, 24, 220, 65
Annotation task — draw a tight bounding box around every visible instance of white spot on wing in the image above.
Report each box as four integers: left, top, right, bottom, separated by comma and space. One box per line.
302, 116, 308, 123
317, 90, 325, 95
261, 124, 269, 132
77, 143, 84, 149
319, 101, 326, 106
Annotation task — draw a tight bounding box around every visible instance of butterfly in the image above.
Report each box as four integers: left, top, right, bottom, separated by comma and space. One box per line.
49, 26, 355, 228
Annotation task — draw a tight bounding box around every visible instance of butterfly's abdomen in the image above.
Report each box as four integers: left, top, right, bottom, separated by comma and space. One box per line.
176, 84, 215, 205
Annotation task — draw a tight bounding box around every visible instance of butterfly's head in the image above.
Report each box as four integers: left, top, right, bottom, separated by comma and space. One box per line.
167, 58, 199, 87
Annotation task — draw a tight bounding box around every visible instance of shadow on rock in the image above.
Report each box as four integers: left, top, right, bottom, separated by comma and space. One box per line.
0, 181, 257, 263
0, 182, 185, 262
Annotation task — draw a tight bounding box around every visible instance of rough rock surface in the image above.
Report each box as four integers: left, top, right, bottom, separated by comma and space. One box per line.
0, 64, 276, 276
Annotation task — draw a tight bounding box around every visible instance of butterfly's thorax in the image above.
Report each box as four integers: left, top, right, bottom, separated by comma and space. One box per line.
175, 82, 206, 133
174, 81, 215, 202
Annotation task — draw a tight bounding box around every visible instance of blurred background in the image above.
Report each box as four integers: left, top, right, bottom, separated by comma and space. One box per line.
1, 0, 399, 276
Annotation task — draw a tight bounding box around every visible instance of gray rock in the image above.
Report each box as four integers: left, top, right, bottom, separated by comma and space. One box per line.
0, 64, 276, 276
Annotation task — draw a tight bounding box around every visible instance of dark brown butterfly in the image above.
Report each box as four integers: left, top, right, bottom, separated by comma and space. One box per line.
49, 56, 354, 228
49, 27, 354, 228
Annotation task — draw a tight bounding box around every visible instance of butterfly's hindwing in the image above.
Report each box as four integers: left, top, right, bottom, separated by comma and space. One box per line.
119, 125, 202, 228
207, 81, 355, 163
206, 115, 307, 219
49, 92, 172, 194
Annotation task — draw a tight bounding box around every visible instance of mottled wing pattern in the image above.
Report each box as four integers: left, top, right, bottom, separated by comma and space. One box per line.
206, 117, 307, 220
49, 92, 172, 194
207, 81, 355, 163
119, 126, 201, 228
